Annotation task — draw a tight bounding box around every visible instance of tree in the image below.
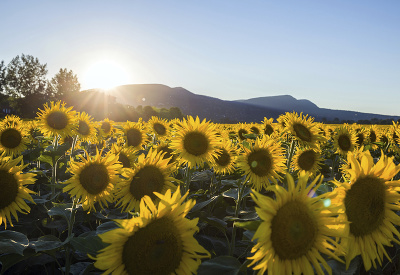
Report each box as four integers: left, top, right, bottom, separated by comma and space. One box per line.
49, 68, 81, 101
0, 60, 6, 94
4, 54, 49, 117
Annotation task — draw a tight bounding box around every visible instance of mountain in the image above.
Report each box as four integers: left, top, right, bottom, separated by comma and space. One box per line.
104, 84, 399, 123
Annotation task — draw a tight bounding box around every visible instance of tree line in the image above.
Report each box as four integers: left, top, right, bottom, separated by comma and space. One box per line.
0, 54, 184, 121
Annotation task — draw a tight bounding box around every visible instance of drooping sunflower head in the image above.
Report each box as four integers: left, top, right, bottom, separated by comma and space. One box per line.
250, 124, 260, 135
63, 149, 123, 212
115, 148, 178, 212
333, 125, 357, 157
111, 144, 138, 169
236, 123, 249, 141
169, 116, 221, 168
249, 172, 345, 275
123, 121, 148, 149
262, 117, 275, 136
94, 187, 210, 275
74, 112, 97, 142
237, 136, 286, 191
332, 150, 400, 271
212, 139, 237, 175
284, 112, 325, 148
36, 101, 76, 138
291, 147, 323, 177
147, 116, 169, 137
0, 155, 36, 228
0, 123, 29, 157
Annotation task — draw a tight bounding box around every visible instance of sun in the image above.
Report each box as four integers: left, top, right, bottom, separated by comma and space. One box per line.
82, 60, 130, 90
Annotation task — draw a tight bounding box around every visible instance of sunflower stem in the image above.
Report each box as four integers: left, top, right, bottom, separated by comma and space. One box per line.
229, 177, 246, 256
65, 197, 78, 275
286, 139, 296, 171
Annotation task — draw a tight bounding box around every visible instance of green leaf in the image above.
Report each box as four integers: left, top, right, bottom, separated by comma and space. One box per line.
191, 195, 220, 212
223, 188, 238, 201
0, 249, 36, 274
31, 234, 73, 253
0, 231, 29, 255
200, 215, 227, 234
70, 235, 108, 257
234, 220, 261, 232
198, 256, 244, 275
96, 221, 120, 235
37, 154, 54, 166
48, 202, 72, 223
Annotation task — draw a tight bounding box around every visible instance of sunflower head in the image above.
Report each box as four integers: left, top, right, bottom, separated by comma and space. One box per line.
147, 116, 169, 137
332, 150, 400, 271
237, 137, 286, 191
169, 116, 221, 168
262, 117, 275, 136
249, 172, 345, 275
333, 125, 357, 157
212, 140, 237, 175
94, 187, 210, 274
291, 148, 323, 177
63, 149, 122, 212
123, 121, 148, 149
0, 155, 36, 228
36, 101, 76, 138
74, 112, 96, 142
0, 123, 28, 156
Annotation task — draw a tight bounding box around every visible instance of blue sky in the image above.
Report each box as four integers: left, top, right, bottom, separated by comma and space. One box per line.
1, 0, 399, 116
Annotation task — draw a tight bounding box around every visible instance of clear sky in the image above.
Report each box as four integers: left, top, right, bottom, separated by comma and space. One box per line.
1, 0, 399, 116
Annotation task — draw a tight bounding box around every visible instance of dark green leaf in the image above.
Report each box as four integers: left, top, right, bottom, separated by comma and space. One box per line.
0, 231, 29, 255
30, 235, 68, 253
70, 235, 108, 257
48, 202, 72, 223
234, 220, 261, 232
198, 256, 244, 275
223, 188, 238, 201
191, 195, 220, 212
96, 221, 120, 235
0, 249, 36, 274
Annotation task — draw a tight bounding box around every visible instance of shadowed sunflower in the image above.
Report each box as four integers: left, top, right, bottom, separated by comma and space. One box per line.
262, 117, 275, 136
74, 112, 97, 142
123, 121, 148, 149
36, 101, 76, 138
63, 149, 122, 212
249, 173, 345, 275
285, 112, 325, 148
99, 118, 115, 137
354, 126, 367, 148
236, 123, 249, 141
332, 150, 400, 271
94, 187, 210, 274
148, 116, 169, 138
237, 137, 286, 191
212, 139, 237, 175
367, 125, 382, 150
250, 124, 260, 135
169, 116, 221, 168
111, 144, 138, 169
0, 123, 29, 156
115, 148, 177, 212
0, 155, 36, 228
291, 147, 323, 177
155, 141, 178, 166
333, 126, 357, 157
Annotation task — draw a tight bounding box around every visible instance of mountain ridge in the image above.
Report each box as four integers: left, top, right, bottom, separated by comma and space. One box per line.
101, 84, 399, 123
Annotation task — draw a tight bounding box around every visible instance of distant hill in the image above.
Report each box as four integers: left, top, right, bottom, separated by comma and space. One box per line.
102, 84, 399, 123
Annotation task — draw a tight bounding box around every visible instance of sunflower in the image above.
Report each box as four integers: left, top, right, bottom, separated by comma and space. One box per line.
94, 187, 210, 274
262, 117, 275, 136
169, 116, 221, 168
147, 116, 170, 138
367, 125, 382, 150
123, 121, 148, 149
354, 126, 367, 148
0, 155, 36, 228
115, 148, 177, 212
111, 144, 138, 169
155, 141, 178, 166
332, 150, 400, 271
1, 114, 22, 128
284, 112, 325, 148
236, 123, 249, 141
212, 139, 237, 175
237, 136, 286, 191
249, 173, 345, 275
291, 147, 323, 177
36, 101, 76, 138
63, 149, 122, 212
250, 124, 260, 135
74, 112, 97, 142
0, 123, 29, 156
333, 125, 357, 157
99, 118, 115, 137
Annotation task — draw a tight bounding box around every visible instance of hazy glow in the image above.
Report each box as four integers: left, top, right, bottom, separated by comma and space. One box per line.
82, 60, 130, 90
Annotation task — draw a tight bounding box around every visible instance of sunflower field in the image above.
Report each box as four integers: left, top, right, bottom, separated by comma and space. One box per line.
2, 101, 400, 275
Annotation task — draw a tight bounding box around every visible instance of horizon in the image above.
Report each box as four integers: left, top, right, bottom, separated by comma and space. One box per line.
1, 1, 399, 116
